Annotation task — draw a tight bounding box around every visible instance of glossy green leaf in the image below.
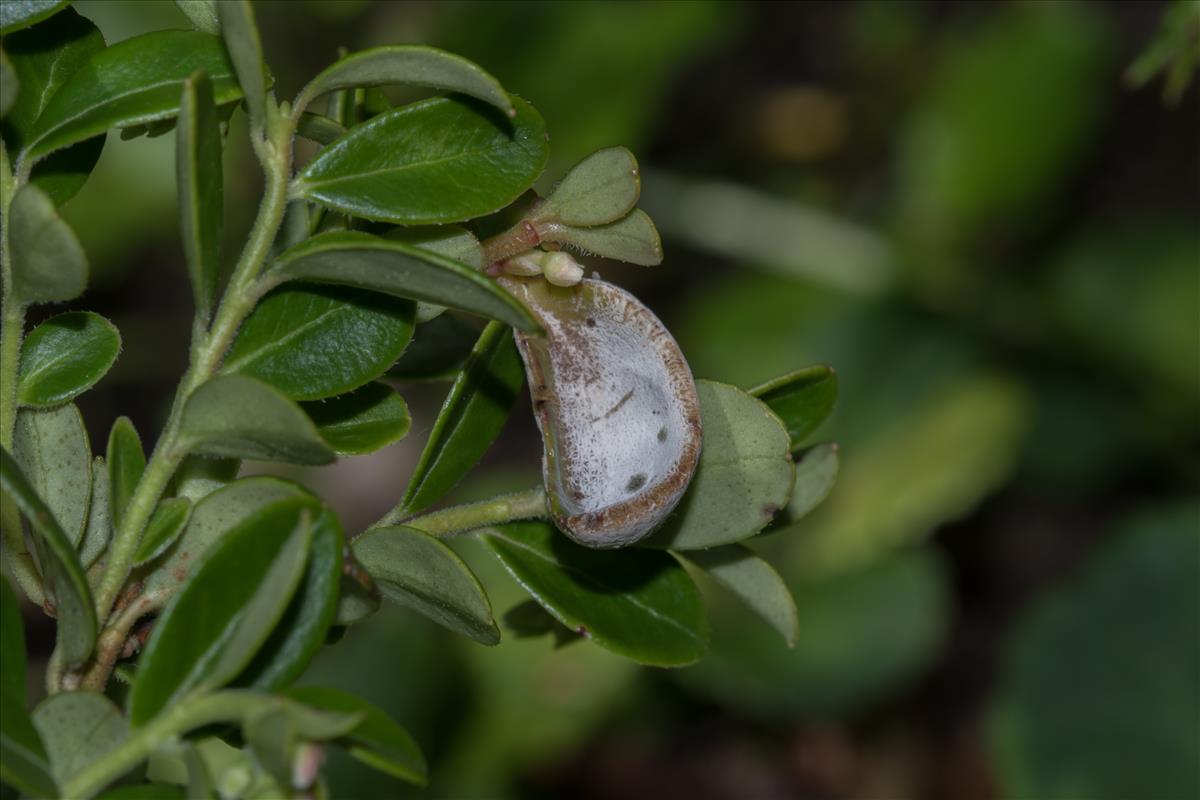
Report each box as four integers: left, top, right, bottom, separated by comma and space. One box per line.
388, 313, 479, 381
537, 146, 640, 227
295, 111, 344, 145
223, 283, 415, 401
106, 416, 145, 533
0, 447, 96, 666
751, 365, 837, 450
17, 312, 120, 407
682, 544, 798, 647
295, 95, 548, 225
32, 691, 128, 784
0, 49, 17, 117
0, 685, 55, 798
295, 44, 511, 118
129, 499, 314, 726
14, 403, 90, 545
383, 226, 485, 323
269, 231, 538, 331
177, 70, 223, 319
216, 0, 265, 129
990, 502, 1200, 800
0, 0, 69, 34
23, 30, 242, 160
540, 208, 663, 266
303, 382, 410, 455
8, 182, 88, 304
646, 381, 794, 550
403, 321, 523, 514
775, 442, 838, 526
235, 508, 344, 690
78, 457, 109, 569
287, 686, 427, 785
0, 579, 25, 704
177, 375, 335, 464
484, 521, 708, 665
174, 0, 218, 34
133, 498, 192, 566
352, 525, 499, 645
142, 476, 310, 595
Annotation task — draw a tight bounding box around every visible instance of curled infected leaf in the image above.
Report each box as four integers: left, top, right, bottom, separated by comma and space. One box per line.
499, 276, 701, 547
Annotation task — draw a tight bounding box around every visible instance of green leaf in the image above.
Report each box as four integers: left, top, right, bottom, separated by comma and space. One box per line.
402, 321, 523, 514
287, 687, 427, 786
682, 544, 798, 647
387, 313, 479, 381
14, 403, 91, 546
0, 579, 26, 704
223, 283, 415, 401
0, 0, 69, 34
216, 0, 265, 130
177, 375, 335, 465
78, 457, 109, 569
235, 508, 344, 690
295, 111, 344, 145
129, 499, 314, 726
133, 498, 192, 566
0, 49, 17, 118
303, 382, 410, 455
540, 208, 663, 266
182, 744, 214, 800
295, 44, 511, 119
1, 8, 107, 203
335, 549, 381, 626
98, 784, 187, 800
352, 526, 499, 645
17, 312, 120, 407
750, 365, 837, 450
169, 456, 239, 505
269, 231, 538, 332
106, 416, 145, 533
0, 685, 55, 798
537, 146, 640, 227
989, 502, 1200, 800
142, 476, 309, 596
295, 95, 548, 225
23, 30, 242, 160
8, 182, 88, 304
499, 276, 701, 547
174, 0, 219, 35
176, 70, 223, 319
32, 691, 128, 784
383, 225, 485, 323
775, 442, 838, 526
484, 521, 708, 666
647, 381, 795, 550
0, 446, 97, 666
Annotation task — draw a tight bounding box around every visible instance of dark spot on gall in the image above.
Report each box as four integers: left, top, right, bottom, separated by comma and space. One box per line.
585, 317, 596, 327
657, 427, 667, 442
626, 473, 647, 492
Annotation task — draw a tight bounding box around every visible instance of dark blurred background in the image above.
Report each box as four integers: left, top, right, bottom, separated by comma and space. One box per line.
27, 1, 1200, 798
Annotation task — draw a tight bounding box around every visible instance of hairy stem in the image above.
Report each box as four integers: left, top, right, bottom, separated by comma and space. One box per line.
376, 487, 549, 536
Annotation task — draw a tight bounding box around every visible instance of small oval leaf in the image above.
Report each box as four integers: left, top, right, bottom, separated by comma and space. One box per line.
176, 70, 224, 319
106, 416, 145, 534
539, 208, 663, 266
303, 382, 410, 456
776, 442, 839, 526
133, 498, 192, 566
223, 283, 415, 401
32, 691, 128, 784
682, 543, 799, 647
483, 521, 708, 666
537, 147, 640, 227
751, 365, 837, 450
402, 321, 523, 514
129, 499, 314, 726
178, 375, 335, 465
500, 276, 701, 547
24, 30, 242, 160
296, 95, 547, 225
216, 0, 265, 130
270, 231, 538, 332
0, 684, 56, 798
295, 44, 511, 119
286, 687, 427, 786
78, 457, 110, 570
14, 403, 91, 546
0, 447, 97, 666
647, 381, 795, 550
352, 526, 499, 645
9, 182, 88, 304
0, 0, 70, 35
16, 312, 120, 408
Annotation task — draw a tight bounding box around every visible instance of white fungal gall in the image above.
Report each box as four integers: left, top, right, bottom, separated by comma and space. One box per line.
498, 275, 702, 547
541, 251, 584, 287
